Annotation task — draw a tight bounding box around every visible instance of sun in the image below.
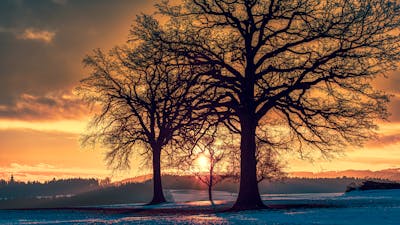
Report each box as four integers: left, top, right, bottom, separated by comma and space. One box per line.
196, 154, 210, 172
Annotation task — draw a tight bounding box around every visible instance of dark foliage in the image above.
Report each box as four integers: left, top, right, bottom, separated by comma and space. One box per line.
346, 180, 400, 192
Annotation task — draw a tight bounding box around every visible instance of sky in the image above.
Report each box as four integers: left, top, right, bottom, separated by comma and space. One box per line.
0, 0, 400, 182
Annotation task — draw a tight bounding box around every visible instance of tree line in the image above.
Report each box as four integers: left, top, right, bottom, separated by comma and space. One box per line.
77, 0, 400, 210
0, 178, 99, 199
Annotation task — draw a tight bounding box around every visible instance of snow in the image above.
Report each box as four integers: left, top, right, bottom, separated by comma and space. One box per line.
168, 189, 237, 202
1, 189, 400, 224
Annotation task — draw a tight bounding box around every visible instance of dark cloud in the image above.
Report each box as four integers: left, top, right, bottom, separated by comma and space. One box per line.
374, 71, 400, 95
367, 132, 400, 148
16, 28, 56, 43
372, 72, 400, 122
0, 0, 154, 118
388, 95, 400, 122
0, 91, 89, 120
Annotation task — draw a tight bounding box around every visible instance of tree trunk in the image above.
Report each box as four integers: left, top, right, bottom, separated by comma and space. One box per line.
209, 168, 214, 205
232, 117, 265, 210
208, 184, 214, 205
149, 146, 166, 204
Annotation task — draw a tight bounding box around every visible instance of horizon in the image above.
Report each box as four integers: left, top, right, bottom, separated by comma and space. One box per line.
3, 167, 400, 183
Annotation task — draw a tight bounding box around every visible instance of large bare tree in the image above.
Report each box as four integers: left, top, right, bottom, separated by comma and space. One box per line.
136, 0, 400, 209
78, 18, 211, 204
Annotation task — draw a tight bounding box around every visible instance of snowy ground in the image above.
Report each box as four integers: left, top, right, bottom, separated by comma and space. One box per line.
1, 189, 400, 224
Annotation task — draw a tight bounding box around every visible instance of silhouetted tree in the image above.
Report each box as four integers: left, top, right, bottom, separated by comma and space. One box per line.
255, 144, 286, 183
100, 177, 111, 187
137, 0, 400, 209
9, 174, 14, 184
78, 29, 211, 204
183, 129, 285, 205
189, 135, 229, 205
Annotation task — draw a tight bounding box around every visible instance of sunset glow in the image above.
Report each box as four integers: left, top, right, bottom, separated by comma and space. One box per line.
196, 154, 210, 172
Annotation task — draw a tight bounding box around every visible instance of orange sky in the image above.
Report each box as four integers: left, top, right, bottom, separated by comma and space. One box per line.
0, 0, 400, 182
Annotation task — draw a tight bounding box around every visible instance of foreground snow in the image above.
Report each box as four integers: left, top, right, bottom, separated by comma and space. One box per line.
1, 189, 400, 224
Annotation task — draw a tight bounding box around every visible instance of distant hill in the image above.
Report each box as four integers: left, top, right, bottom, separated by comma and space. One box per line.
113, 174, 153, 185
290, 168, 400, 181
0, 182, 154, 209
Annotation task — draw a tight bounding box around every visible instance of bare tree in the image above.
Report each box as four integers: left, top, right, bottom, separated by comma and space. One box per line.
188, 134, 233, 205
77, 19, 211, 204
135, 0, 400, 209
185, 129, 285, 205
255, 144, 287, 183
193, 142, 225, 205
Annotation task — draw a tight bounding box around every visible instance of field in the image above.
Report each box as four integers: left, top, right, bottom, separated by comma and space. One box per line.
1, 189, 399, 224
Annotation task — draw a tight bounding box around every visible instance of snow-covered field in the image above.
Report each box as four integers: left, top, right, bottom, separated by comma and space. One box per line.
1, 189, 400, 224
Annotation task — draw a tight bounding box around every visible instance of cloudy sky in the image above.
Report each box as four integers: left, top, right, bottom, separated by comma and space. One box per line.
0, 0, 400, 182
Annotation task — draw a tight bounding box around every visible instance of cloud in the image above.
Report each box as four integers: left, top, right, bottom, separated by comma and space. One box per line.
16, 28, 56, 43
367, 133, 400, 148
373, 72, 400, 122
0, 0, 154, 111
0, 26, 56, 44
388, 95, 400, 122
0, 91, 90, 121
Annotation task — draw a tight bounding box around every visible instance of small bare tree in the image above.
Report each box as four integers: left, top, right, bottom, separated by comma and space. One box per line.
190, 136, 228, 205
187, 129, 285, 205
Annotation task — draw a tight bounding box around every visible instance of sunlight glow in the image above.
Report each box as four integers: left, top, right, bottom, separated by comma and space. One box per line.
196, 154, 210, 172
